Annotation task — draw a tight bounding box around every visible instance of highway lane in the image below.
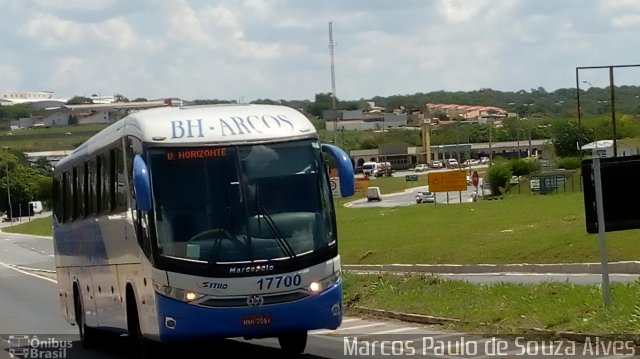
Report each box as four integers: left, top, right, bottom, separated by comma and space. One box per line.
436, 272, 640, 285
348, 168, 490, 208
0, 232, 635, 358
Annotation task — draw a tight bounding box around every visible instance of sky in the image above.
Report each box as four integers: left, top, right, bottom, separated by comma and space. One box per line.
1, 0, 640, 103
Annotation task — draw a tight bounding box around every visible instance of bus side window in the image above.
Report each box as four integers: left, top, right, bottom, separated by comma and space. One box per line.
72, 166, 81, 220
52, 175, 62, 222
99, 153, 111, 214
63, 171, 72, 223
114, 147, 127, 211
83, 162, 90, 218
96, 155, 102, 213
88, 158, 97, 216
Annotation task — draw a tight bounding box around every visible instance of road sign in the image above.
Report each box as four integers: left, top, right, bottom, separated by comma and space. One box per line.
405, 174, 418, 181
355, 177, 369, 193
330, 177, 340, 197
428, 170, 467, 192
472, 171, 479, 187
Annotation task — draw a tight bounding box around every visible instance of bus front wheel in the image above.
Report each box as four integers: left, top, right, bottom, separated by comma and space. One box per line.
74, 287, 97, 348
127, 291, 159, 358
278, 331, 307, 354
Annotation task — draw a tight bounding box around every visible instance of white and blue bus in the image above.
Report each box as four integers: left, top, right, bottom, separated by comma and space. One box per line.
52, 104, 355, 355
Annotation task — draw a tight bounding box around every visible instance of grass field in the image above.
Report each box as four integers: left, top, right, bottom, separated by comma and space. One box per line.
2, 217, 53, 236
6, 190, 639, 265
344, 272, 640, 334
0, 124, 106, 151
336, 190, 640, 265
4, 194, 640, 335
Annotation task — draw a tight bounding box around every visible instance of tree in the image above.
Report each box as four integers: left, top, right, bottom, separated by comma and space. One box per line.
549, 120, 594, 157
307, 93, 333, 117
0, 150, 52, 214
113, 93, 129, 102
66, 96, 93, 105
68, 114, 79, 125
486, 161, 512, 196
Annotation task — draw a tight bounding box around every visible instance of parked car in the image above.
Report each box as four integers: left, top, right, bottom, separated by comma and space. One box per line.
367, 186, 382, 202
431, 160, 444, 168
414, 164, 429, 172
446, 158, 459, 168
415, 191, 435, 204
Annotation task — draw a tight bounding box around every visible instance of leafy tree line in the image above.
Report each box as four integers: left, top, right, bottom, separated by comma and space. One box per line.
0, 150, 52, 215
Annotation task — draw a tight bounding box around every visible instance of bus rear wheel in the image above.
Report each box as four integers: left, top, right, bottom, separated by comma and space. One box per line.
278, 331, 307, 354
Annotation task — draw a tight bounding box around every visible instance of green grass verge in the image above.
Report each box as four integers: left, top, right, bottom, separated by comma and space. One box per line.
0, 124, 106, 151
5, 191, 640, 265
336, 191, 640, 264
344, 272, 640, 334
2, 217, 53, 236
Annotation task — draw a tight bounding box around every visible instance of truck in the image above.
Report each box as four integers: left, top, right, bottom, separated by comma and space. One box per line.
29, 201, 43, 214
362, 161, 393, 177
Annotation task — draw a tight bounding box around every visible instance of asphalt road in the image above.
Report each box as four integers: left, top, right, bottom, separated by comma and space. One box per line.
348, 168, 490, 208
0, 232, 635, 358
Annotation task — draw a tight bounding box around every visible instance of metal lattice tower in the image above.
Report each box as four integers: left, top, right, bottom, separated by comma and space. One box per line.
329, 21, 337, 140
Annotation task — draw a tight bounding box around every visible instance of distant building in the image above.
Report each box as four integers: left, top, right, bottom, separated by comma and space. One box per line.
322, 109, 408, 131
0, 91, 67, 105
580, 140, 638, 158
425, 103, 507, 122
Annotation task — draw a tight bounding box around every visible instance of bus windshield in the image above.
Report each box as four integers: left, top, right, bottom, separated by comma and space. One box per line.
147, 140, 335, 264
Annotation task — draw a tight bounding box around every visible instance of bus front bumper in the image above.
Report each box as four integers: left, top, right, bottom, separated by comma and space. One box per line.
155, 283, 342, 342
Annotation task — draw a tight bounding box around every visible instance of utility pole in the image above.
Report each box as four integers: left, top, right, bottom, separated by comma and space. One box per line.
6, 162, 12, 224
328, 21, 337, 143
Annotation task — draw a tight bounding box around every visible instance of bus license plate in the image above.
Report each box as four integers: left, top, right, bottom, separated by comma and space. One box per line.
242, 314, 272, 327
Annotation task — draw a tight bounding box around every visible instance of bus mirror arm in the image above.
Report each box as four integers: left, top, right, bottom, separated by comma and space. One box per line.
133, 155, 153, 211
321, 144, 355, 197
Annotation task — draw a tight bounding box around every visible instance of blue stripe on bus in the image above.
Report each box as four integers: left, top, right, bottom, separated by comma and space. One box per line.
155, 283, 342, 341
53, 219, 109, 264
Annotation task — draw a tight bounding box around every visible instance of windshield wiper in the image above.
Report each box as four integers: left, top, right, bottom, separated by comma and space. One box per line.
255, 185, 296, 259
257, 205, 296, 259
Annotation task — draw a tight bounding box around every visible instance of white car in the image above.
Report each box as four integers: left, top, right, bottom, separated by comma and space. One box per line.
414, 164, 429, 172
415, 191, 435, 204
431, 160, 444, 168
366, 186, 382, 202
446, 158, 459, 168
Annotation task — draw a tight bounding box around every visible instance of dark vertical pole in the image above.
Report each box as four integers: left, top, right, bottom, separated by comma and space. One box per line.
576, 68, 582, 127
609, 66, 617, 157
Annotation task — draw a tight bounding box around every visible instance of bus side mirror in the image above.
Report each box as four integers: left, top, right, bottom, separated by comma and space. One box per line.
321, 143, 355, 197
133, 154, 152, 211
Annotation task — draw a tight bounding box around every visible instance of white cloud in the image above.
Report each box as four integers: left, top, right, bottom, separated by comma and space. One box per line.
611, 14, 640, 29
0, 65, 21, 89
2, 0, 640, 101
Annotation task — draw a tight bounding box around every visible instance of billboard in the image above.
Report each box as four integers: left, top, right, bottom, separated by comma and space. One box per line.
582, 155, 640, 233
428, 171, 467, 192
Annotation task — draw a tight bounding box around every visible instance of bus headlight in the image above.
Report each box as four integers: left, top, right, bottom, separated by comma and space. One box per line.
309, 271, 342, 293
154, 284, 203, 303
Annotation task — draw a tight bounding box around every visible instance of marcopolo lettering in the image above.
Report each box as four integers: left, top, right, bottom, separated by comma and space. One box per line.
219, 114, 294, 136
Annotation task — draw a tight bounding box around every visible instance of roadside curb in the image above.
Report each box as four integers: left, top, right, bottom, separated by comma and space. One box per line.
347, 306, 638, 345
343, 261, 640, 274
